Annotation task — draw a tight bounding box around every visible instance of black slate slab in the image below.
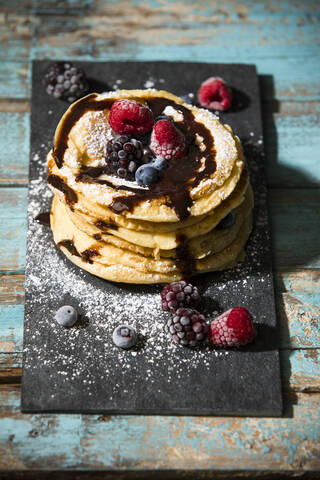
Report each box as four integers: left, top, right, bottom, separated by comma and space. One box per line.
21, 61, 282, 416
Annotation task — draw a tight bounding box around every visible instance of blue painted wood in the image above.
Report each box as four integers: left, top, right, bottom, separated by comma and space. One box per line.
0, 62, 30, 98
0, 390, 319, 470
0, 113, 30, 184
0, 189, 27, 273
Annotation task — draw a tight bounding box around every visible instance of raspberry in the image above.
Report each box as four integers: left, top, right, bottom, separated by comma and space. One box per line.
209, 307, 257, 347
198, 77, 232, 111
43, 61, 88, 103
106, 135, 144, 180
150, 120, 186, 160
161, 280, 200, 312
165, 308, 208, 347
108, 99, 154, 135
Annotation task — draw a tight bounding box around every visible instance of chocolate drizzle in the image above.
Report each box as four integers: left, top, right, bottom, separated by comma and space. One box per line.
35, 212, 50, 226
95, 220, 118, 231
57, 240, 80, 258
53, 93, 216, 220
48, 174, 78, 206
57, 239, 99, 264
175, 234, 196, 278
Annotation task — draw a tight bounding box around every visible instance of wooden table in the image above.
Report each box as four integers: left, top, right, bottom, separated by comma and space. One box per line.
0, 1, 319, 478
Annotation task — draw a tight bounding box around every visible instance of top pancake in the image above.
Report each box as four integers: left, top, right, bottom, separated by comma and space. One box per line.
50, 89, 244, 223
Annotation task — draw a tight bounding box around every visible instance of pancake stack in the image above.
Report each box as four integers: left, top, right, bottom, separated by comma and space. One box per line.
47, 89, 253, 284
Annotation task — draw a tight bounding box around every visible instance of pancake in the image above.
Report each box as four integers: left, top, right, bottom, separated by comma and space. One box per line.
51, 194, 252, 284
48, 88, 253, 284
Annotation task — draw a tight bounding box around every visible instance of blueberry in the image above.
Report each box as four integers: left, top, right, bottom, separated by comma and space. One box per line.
155, 115, 173, 123
216, 211, 235, 229
55, 305, 78, 327
180, 93, 194, 105
135, 164, 160, 186
151, 156, 168, 172
112, 325, 137, 349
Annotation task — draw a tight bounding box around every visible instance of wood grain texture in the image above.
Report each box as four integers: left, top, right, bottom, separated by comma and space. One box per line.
0, 103, 319, 187
0, 391, 319, 473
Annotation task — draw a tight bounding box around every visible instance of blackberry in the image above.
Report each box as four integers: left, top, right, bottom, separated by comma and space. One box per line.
106, 135, 144, 180
43, 61, 88, 103
165, 308, 208, 347
161, 280, 200, 312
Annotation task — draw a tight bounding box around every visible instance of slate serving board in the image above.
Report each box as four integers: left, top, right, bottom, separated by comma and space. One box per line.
21, 61, 282, 416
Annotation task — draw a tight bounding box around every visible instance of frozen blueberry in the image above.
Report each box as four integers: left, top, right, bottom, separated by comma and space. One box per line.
55, 305, 78, 327
180, 93, 194, 105
151, 156, 168, 172
155, 114, 173, 124
112, 325, 137, 349
135, 164, 160, 186
216, 211, 235, 229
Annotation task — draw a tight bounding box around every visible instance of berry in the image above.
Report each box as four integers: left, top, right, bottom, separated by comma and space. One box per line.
112, 325, 137, 349
180, 93, 194, 105
150, 120, 186, 160
135, 164, 160, 186
106, 135, 144, 180
108, 99, 154, 135
55, 305, 78, 327
209, 307, 257, 347
198, 77, 232, 111
216, 211, 235, 230
154, 115, 173, 124
165, 308, 208, 347
43, 62, 88, 103
150, 156, 168, 172
161, 280, 200, 312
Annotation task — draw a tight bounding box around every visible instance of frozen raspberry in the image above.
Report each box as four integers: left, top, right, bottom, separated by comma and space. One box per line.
150, 120, 186, 160
161, 280, 200, 312
108, 99, 154, 135
198, 77, 232, 111
209, 307, 257, 347
165, 308, 208, 347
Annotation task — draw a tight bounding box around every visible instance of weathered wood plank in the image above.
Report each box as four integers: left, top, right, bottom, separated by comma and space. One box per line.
0, 391, 319, 472
0, 62, 29, 99
0, 274, 25, 305
0, 268, 320, 351
0, 112, 30, 185
0, 188, 27, 273
0, 13, 31, 60
1, 188, 320, 272
0, 348, 319, 395
265, 112, 320, 187
0, 105, 319, 188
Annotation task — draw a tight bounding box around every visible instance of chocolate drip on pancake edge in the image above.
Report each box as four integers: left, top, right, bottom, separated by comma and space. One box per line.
57, 239, 99, 264
176, 234, 196, 278
53, 94, 216, 220
35, 211, 50, 226
48, 174, 78, 206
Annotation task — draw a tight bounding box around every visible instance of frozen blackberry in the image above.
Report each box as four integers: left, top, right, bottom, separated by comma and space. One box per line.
106, 135, 144, 180
43, 61, 88, 103
161, 280, 200, 312
165, 308, 208, 347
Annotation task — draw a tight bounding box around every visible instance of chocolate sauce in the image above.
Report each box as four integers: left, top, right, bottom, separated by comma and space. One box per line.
81, 248, 99, 264
35, 211, 50, 226
48, 174, 78, 206
175, 234, 196, 278
93, 233, 102, 241
57, 240, 80, 258
53, 94, 216, 220
57, 239, 99, 264
95, 220, 118, 231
